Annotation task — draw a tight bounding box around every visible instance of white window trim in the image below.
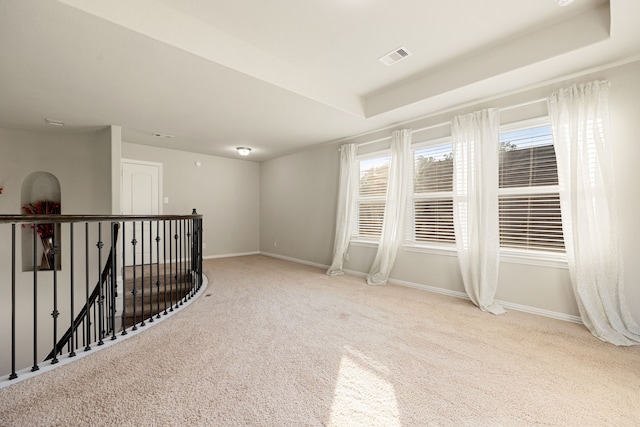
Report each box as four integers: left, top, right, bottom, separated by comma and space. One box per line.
352, 149, 391, 241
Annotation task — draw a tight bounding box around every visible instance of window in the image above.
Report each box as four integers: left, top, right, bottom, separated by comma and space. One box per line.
353, 153, 390, 239
499, 118, 564, 253
406, 117, 565, 257
411, 140, 455, 244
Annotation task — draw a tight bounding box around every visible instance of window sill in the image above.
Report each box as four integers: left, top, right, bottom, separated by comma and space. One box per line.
403, 243, 457, 257
349, 239, 379, 248
402, 243, 568, 269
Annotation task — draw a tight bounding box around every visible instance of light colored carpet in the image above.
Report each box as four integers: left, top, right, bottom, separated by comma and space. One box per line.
0, 255, 638, 426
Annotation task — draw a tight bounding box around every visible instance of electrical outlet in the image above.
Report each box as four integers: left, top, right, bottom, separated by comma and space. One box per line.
273, 241, 277, 248
202, 243, 207, 249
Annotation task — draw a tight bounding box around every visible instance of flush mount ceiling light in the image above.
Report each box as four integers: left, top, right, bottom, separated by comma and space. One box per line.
556, 0, 574, 6
378, 46, 413, 66
44, 118, 64, 126
236, 147, 252, 156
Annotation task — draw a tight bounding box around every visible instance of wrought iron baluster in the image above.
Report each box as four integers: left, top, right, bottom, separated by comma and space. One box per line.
110, 222, 118, 341
51, 225, 60, 364
32, 226, 39, 372
97, 223, 104, 346
121, 221, 127, 335
85, 223, 91, 352
10, 224, 17, 380
169, 220, 174, 312
69, 223, 76, 357
163, 220, 168, 315
155, 220, 161, 319
140, 222, 146, 327
131, 221, 138, 331
175, 222, 180, 308
148, 220, 154, 323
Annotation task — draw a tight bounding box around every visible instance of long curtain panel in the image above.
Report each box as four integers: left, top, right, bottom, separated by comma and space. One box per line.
327, 143, 358, 276
548, 81, 640, 345
452, 109, 505, 315
367, 129, 412, 285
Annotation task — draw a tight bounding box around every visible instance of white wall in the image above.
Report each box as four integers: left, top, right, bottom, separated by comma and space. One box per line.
260, 60, 640, 324
121, 143, 260, 257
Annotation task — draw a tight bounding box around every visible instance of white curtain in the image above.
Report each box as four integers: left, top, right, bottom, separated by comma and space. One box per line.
367, 130, 412, 285
548, 81, 640, 345
452, 109, 504, 315
327, 143, 358, 276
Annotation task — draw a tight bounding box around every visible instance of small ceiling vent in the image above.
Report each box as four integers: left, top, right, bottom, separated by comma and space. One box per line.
378, 46, 412, 66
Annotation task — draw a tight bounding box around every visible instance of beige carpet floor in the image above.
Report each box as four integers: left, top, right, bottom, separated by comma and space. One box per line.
0, 255, 639, 426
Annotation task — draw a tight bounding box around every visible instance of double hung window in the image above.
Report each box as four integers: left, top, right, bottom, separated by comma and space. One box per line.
410, 139, 455, 244
498, 118, 564, 253
353, 153, 390, 240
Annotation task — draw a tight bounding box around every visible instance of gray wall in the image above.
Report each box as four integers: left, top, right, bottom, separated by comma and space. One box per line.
260, 60, 640, 323
0, 126, 114, 374
122, 143, 260, 257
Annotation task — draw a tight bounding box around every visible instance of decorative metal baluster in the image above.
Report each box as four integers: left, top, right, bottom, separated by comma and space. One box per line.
50, 225, 60, 363
185, 219, 191, 300
69, 223, 76, 357
110, 222, 118, 341
198, 217, 203, 290
148, 220, 154, 323
131, 222, 138, 331
155, 220, 161, 319
121, 221, 127, 336
85, 223, 91, 352
97, 223, 104, 346
140, 222, 146, 327
169, 221, 174, 312
175, 222, 180, 308
10, 224, 17, 380
32, 226, 39, 372
163, 220, 168, 315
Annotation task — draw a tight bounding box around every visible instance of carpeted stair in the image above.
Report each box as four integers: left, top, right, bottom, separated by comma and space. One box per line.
121, 263, 192, 328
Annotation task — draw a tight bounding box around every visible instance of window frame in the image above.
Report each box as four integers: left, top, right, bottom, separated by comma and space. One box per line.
406, 136, 456, 250
403, 117, 567, 268
350, 149, 391, 244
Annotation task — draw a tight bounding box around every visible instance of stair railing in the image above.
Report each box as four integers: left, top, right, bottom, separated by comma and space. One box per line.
0, 212, 203, 382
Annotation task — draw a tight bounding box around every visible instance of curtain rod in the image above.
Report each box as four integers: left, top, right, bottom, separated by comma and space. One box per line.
346, 97, 548, 149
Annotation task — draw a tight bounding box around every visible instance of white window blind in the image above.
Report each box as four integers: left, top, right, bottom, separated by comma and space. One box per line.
355, 154, 389, 239
498, 119, 564, 253
411, 141, 455, 243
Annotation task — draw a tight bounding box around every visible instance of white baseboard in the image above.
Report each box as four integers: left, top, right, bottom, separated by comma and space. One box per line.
203, 251, 260, 260
269, 257, 583, 325
260, 252, 330, 270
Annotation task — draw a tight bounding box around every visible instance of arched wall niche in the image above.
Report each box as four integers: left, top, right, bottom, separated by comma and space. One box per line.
21, 171, 62, 271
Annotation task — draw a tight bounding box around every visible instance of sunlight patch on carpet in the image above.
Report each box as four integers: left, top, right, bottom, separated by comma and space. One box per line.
328, 346, 400, 426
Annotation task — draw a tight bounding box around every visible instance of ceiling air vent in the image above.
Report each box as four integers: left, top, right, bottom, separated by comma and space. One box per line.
378, 46, 412, 66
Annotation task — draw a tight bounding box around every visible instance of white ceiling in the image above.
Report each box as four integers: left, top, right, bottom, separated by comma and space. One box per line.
1, 0, 638, 161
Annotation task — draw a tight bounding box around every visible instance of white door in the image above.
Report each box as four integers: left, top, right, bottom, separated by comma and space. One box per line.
121, 160, 162, 265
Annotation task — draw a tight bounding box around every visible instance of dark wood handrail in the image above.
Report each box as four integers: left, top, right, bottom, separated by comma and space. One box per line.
0, 213, 202, 225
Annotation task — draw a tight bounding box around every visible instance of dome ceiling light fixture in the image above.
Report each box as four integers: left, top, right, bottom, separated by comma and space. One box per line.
556, 0, 574, 6
236, 147, 252, 156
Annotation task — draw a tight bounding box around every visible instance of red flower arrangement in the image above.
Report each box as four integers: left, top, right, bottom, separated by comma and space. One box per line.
22, 200, 61, 237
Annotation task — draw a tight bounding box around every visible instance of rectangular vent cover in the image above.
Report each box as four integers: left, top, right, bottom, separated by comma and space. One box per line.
378, 46, 412, 66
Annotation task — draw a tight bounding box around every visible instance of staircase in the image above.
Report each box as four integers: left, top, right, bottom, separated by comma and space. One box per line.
121, 263, 193, 328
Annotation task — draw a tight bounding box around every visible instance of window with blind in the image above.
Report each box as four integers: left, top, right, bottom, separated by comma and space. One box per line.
353, 153, 390, 239
411, 140, 455, 243
498, 118, 564, 253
